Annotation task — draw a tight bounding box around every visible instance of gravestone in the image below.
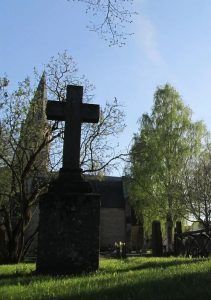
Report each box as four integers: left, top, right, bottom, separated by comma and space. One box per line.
174, 221, 183, 256
36, 85, 100, 275
152, 220, 163, 257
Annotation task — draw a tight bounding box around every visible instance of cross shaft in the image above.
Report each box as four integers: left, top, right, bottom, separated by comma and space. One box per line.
46, 85, 99, 171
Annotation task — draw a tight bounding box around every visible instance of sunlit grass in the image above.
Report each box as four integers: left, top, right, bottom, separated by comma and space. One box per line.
1, 257, 211, 299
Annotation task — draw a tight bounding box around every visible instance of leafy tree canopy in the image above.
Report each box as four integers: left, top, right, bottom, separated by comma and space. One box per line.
128, 84, 206, 247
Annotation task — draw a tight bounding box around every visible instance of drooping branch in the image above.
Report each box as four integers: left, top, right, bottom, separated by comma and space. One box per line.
82, 152, 129, 173
67, 0, 136, 46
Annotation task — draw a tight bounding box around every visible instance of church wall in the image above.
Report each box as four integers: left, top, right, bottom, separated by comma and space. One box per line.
130, 225, 142, 251
26, 205, 127, 256
25, 202, 128, 256
100, 208, 125, 249
24, 176, 131, 257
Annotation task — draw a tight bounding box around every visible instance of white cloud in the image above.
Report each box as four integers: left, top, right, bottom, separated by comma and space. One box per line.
136, 14, 162, 64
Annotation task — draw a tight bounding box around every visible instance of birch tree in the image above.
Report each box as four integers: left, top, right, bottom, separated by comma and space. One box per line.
129, 84, 205, 251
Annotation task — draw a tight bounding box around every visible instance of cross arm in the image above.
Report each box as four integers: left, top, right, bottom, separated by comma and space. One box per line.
81, 104, 100, 123
46, 101, 66, 121
46, 101, 100, 124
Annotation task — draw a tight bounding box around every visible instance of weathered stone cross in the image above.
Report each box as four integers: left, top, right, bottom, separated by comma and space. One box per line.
46, 85, 99, 171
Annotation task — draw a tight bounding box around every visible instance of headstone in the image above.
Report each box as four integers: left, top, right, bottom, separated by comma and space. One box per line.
166, 213, 173, 252
152, 220, 163, 257
174, 221, 183, 256
0, 226, 7, 263
36, 85, 100, 275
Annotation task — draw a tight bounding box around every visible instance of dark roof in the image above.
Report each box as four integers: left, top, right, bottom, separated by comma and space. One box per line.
88, 176, 125, 208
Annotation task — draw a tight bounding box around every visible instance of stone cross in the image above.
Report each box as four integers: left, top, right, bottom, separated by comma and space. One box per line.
46, 85, 99, 171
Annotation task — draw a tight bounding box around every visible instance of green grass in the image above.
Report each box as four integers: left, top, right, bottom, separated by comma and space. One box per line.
1, 257, 211, 300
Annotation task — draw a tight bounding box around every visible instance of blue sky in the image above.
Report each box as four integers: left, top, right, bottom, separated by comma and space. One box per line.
1, 0, 211, 174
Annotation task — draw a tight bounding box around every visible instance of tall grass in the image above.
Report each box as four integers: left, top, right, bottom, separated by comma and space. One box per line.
0, 257, 211, 299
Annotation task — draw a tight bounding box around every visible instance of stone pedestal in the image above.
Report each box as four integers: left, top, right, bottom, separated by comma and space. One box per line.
36, 172, 100, 275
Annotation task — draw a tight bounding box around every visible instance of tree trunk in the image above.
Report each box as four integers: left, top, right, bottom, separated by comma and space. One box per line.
8, 239, 19, 263
7, 230, 24, 263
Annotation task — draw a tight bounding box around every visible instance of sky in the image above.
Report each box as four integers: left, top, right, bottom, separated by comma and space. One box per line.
1, 0, 211, 175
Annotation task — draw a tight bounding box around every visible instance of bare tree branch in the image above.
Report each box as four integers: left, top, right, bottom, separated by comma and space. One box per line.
67, 0, 136, 46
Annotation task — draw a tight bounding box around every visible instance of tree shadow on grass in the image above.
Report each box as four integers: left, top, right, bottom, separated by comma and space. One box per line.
100, 258, 206, 274
0, 258, 206, 288
0, 272, 34, 281
0, 272, 49, 287
55, 269, 211, 300
0, 258, 210, 300
0, 269, 100, 287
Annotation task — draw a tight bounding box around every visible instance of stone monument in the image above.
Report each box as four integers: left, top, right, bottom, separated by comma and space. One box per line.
36, 85, 100, 275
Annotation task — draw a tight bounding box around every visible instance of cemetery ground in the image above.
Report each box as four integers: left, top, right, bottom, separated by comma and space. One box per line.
1, 257, 211, 300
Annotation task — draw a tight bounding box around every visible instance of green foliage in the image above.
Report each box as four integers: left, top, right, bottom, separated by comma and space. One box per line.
129, 84, 206, 241
182, 135, 211, 229
1, 258, 211, 299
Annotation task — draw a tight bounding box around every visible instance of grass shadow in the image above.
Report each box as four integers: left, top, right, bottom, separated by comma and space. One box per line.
0, 258, 210, 300
54, 268, 211, 300
0, 272, 49, 287
100, 257, 206, 274
0, 267, 98, 287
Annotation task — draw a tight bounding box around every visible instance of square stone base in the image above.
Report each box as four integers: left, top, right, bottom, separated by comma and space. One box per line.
36, 188, 100, 275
